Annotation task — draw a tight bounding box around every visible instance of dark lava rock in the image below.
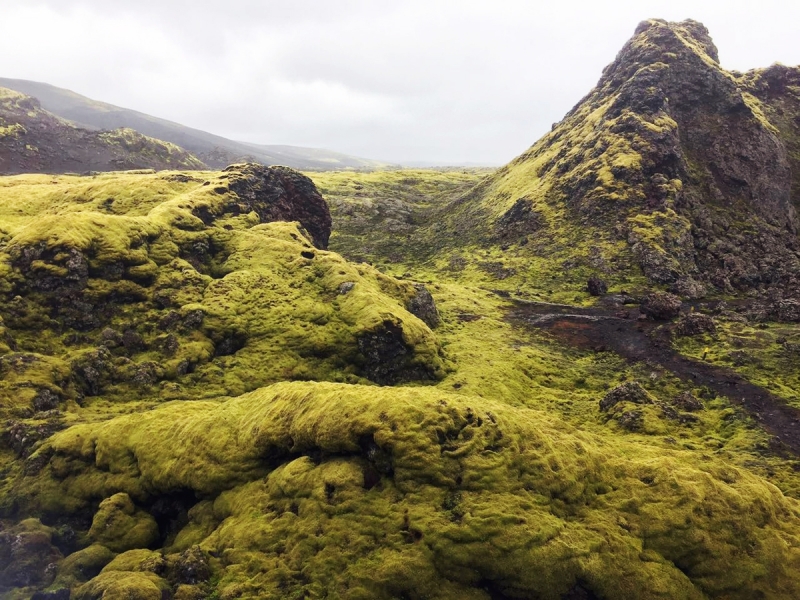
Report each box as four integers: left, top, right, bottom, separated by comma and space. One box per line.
175, 545, 211, 585
600, 381, 655, 412
617, 410, 644, 431
158, 310, 182, 331
406, 284, 440, 329
339, 281, 355, 295
481, 19, 800, 293
357, 320, 435, 385
674, 313, 716, 336
99, 327, 124, 349
4, 419, 65, 458
0, 527, 62, 590
70, 347, 115, 397
673, 391, 704, 412
182, 309, 205, 331
640, 292, 682, 320
669, 277, 707, 300
222, 163, 332, 249
770, 299, 800, 322
121, 329, 146, 353
495, 198, 544, 241
131, 362, 163, 388
586, 277, 608, 296
32, 388, 61, 412
156, 334, 180, 356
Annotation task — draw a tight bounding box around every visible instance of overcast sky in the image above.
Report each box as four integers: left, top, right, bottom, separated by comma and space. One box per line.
1, 1, 799, 165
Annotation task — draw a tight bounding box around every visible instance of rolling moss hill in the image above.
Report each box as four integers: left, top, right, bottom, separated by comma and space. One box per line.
1, 163, 800, 600
3, 18, 800, 600
0, 87, 207, 174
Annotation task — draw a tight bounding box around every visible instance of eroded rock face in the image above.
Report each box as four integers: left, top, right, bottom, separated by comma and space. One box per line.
357, 320, 437, 385
222, 163, 332, 249
406, 284, 441, 329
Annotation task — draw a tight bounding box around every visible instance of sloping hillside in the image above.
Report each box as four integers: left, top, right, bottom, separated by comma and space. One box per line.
0, 78, 395, 171
426, 19, 800, 300
0, 87, 206, 174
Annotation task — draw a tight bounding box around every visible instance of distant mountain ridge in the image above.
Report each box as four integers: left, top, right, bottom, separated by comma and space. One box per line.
0, 77, 395, 171
0, 87, 206, 174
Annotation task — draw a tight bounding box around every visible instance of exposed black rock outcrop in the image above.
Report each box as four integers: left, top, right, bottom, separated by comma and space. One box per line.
223, 163, 332, 249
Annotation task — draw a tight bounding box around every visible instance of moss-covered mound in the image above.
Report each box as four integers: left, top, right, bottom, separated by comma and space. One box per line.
4, 18, 800, 600
3, 382, 800, 599
0, 87, 207, 174
0, 166, 443, 423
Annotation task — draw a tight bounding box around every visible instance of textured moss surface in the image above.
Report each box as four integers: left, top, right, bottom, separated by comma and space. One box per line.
8, 382, 800, 599
4, 19, 800, 600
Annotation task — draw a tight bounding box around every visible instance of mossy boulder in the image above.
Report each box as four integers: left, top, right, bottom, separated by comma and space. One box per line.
73, 571, 168, 600
0, 168, 443, 418
0, 519, 62, 591
88, 493, 159, 553
53, 544, 117, 589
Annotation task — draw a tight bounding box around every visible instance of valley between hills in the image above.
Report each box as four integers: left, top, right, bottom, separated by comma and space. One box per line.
2, 18, 800, 600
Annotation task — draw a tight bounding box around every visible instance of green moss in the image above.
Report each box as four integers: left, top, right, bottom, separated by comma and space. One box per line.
54, 544, 117, 589
2, 148, 800, 599
73, 571, 168, 600
88, 493, 159, 552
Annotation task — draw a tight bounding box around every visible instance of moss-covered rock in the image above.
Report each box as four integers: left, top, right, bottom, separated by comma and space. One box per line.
0, 518, 62, 592
87, 493, 159, 553
73, 571, 168, 600
423, 20, 800, 295
53, 544, 117, 589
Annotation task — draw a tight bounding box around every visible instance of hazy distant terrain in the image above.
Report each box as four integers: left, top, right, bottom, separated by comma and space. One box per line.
0, 78, 395, 171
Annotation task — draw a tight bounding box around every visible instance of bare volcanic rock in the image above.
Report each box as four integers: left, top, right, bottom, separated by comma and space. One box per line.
223, 163, 332, 249
640, 291, 682, 320
599, 381, 656, 412
674, 312, 716, 336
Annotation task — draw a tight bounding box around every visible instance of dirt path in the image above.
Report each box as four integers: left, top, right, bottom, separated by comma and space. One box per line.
506, 298, 800, 456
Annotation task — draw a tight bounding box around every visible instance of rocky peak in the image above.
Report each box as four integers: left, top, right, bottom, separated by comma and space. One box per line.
481, 19, 800, 294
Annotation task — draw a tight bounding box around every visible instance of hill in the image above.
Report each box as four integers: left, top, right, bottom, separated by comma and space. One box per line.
0, 87, 206, 174
415, 19, 800, 302
0, 78, 395, 171
3, 19, 800, 600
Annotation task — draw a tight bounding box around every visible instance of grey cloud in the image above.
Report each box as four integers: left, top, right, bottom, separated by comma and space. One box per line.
1, 0, 799, 164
